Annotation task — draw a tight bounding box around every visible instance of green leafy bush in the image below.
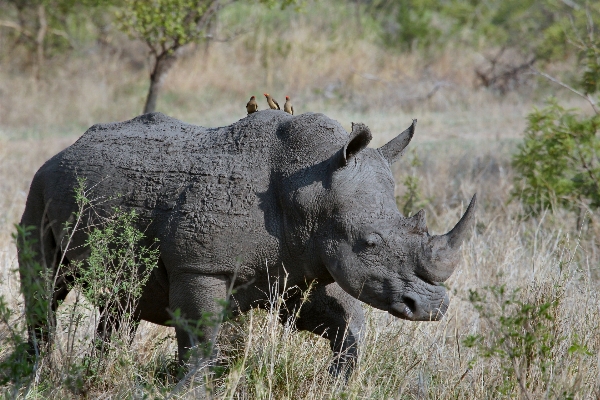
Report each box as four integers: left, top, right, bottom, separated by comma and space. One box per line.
372, 0, 442, 51
0, 0, 117, 74
464, 282, 592, 397
464, 285, 558, 395
512, 17, 600, 218
0, 284, 35, 389
512, 100, 600, 216
76, 207, 158, 319
397, 150, 429, 217
0, 180, 162, 395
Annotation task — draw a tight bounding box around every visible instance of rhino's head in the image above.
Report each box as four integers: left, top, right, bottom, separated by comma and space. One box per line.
312, 120, 476, 321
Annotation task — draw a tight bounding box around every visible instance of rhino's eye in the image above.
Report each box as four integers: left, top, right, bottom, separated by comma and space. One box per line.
365, 233, 383, 247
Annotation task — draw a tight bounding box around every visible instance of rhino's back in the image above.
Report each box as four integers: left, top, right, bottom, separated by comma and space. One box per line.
58, 111, 273, 176
34, 112, 290, 265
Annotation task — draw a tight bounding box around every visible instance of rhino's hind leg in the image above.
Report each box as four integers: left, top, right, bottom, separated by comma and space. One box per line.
18, 210, 69, 356
282, 282, 365, 379
95, 302, 140, 354
168, 273, 229, 369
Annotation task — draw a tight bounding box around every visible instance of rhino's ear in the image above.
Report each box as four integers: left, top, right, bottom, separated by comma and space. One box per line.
378, 119, 416, 164
340, 122, 372, 166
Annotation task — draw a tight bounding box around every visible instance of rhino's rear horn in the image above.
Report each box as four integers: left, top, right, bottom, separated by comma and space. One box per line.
406, 209, 427, 233
378, 119, 416, 165
445, 194, 477, 249
342, 122, 372, 165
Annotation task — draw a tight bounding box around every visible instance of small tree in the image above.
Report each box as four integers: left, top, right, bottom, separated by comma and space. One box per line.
116, 0, 222, 114
116, 0, 297, 114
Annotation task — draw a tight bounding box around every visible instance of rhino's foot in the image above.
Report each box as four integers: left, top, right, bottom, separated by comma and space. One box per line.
328, 354, 357, 382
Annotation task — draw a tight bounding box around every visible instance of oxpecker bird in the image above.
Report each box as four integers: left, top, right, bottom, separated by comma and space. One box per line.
283, 96, 294, 115
246, 96, 258, 115
264, 93, 280, 110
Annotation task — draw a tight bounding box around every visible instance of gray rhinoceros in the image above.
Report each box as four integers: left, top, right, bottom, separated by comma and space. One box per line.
19, 110, 475, 373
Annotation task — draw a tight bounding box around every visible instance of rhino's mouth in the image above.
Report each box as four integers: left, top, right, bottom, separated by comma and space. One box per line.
388, 300, 415, 320
389, 296, 447, 321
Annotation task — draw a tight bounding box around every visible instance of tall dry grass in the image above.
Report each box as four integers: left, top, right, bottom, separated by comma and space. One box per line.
2, 133, 600, 398
0, 0, 548, 138
2, 1, 600, 397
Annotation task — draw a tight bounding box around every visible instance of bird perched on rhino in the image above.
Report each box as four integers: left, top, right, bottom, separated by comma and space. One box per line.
264, 93, 280, 110
246, 96, 258, 115
283, 96, 294, 115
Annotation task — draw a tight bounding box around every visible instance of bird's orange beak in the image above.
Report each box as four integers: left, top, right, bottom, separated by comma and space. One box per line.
264, 93, 268, 97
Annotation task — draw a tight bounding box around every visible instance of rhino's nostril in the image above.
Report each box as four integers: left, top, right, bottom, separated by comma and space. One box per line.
402, 296, 417, 314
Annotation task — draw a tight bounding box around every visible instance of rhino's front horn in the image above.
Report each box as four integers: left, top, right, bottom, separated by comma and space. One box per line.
378, 119, 416, 164
445, 194, 477, 249
424, 194, 477, 282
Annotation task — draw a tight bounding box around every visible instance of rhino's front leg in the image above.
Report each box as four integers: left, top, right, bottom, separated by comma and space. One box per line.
169, 273, 229, 366
283, 282, 365, 378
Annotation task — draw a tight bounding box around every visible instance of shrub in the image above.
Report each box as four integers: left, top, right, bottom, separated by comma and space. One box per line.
0, 180, 162, 396
464, 281, 592, 398
397, 150, 430, 217
512, 17, 600, 220
512, 100, 600, 217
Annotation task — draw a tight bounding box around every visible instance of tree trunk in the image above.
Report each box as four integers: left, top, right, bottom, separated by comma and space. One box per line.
143, 52, 178, 114
354, 0, 362, 36
34, 4, 47, 81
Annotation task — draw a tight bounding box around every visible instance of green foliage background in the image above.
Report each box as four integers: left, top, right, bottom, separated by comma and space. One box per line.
512, 101, 600, 215
510, 17, 600, 218
2, 0, 599, 62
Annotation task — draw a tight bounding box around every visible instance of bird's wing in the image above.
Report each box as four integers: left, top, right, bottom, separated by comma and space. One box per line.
274, 100, 280, 109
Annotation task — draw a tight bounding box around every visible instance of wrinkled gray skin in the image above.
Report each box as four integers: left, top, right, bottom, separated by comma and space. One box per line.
19, 110, 476, 375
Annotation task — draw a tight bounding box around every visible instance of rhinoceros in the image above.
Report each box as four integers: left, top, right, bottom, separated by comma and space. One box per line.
19, 110, 475, 374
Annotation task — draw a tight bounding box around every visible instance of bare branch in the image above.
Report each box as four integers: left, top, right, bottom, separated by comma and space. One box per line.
531, 67, 599, 114
204, 27, 248, 43
145, 38, 158, 57
49, 28, 75, 49
0, 19, 33, 39
195, 0, 222, 32
560, 0, 581, 10
476, 50, 536, 94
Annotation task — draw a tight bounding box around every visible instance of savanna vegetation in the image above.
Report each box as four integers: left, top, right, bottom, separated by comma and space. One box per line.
1, 0, 600, 398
